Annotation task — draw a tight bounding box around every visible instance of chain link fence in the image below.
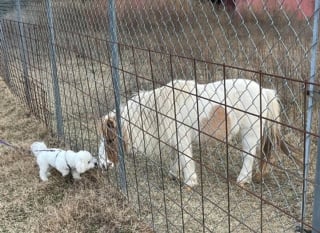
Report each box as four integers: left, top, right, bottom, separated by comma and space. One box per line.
0, 0, 319, 232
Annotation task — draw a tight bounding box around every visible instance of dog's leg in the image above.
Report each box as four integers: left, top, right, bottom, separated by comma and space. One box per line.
39, 170, 48, 181
71, 170, 81, 179
237, 128, 260, 186
46, 167, 53, 177
39, 165, 49, 181
60, 168, 70, 177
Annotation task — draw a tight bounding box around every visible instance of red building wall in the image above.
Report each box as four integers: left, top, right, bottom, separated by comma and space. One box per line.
234, 0, 315, 19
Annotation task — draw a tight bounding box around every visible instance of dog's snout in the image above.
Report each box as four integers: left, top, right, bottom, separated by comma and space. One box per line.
94, 161, 98, 167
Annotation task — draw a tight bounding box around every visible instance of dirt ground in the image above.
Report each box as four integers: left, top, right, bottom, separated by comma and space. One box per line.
0, 78, 152, 233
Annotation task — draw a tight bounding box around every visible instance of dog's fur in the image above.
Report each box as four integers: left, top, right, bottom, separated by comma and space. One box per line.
98, 79, 297, 187
31, 141, 97, 181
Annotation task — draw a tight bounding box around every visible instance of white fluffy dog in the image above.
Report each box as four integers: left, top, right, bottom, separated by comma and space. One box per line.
31, 141, 98, 181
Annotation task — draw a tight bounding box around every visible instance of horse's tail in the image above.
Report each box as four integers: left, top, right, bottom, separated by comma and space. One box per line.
264, 89, 281, 139
256, 89, 301, 180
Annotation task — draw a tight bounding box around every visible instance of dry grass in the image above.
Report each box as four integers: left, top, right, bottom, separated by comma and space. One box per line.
0, 1, 318, 232
0, 79, 153, 233
1, 37, 314, 233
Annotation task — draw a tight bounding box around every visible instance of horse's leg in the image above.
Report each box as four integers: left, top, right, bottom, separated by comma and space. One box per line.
254, 133, 275, 181
98, 137, 107, 168
169, 155, 179, 180
237, 127, 260, 186
178, 136, 198, 187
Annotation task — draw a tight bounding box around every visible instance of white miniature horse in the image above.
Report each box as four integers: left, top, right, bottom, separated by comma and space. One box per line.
98, 79, 290, 187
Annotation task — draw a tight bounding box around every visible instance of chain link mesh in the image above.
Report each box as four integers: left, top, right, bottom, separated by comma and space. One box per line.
0, 0, 318, 232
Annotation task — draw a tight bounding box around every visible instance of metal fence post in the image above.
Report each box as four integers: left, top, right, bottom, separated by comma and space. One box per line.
45, 0, 64, 138
309, 2, 320, 232
312, 111, 320, 232
108, 0, 127, 194
15, 0, 31, 106
0, 19, 11, 85
304, 0, 320, 232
